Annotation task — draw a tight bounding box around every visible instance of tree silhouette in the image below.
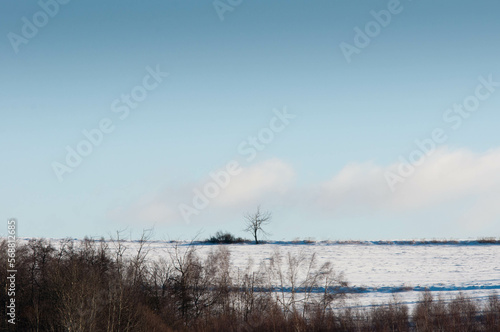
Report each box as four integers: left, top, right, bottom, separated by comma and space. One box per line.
244, 206, 272, 244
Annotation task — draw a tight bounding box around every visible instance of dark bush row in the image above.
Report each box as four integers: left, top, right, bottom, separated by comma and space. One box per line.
204, 231, 248, 244
1, 237, 499, 331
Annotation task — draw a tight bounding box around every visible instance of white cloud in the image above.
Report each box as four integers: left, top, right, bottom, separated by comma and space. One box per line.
213, 158, 295, 208
316, 147, 500, 230
107, 158, 295, 225
107, 147, 500, 233
389, 147, 500, 210
107, 193, 178, 225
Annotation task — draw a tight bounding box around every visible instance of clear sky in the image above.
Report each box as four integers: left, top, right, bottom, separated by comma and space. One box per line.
2, 0, 500, 241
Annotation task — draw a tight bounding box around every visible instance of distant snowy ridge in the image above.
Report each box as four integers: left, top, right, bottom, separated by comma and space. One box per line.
17, 237, 500, 246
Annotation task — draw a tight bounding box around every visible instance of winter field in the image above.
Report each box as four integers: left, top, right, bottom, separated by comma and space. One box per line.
22, 238, 500, 310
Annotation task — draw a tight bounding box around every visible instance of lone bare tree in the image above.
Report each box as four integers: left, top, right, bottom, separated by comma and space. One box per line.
244, 206, 272, 244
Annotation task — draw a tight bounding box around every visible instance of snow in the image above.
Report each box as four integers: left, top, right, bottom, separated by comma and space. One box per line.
20, 238, 500, 308
197, 241, 500, 308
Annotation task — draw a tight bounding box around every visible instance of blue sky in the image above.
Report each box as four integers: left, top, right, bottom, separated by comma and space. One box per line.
1, 0, 500, 241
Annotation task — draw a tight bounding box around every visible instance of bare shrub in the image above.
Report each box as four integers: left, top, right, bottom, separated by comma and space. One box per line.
205, 231, 247, 244
447, 293, 479, 331
484, 293, 500, 331
369, 296, 409, 332
2, 236, 499, 332
262, 248, 348, 330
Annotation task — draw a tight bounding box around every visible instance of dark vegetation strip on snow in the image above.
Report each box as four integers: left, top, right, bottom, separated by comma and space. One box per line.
18, 237, 500, 246
236, 284, 500, 295
267, 239, 500, 246
2, 237, 500, 331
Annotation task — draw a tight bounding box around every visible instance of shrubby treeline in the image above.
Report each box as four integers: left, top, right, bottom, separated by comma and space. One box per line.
0, 237, 499, 331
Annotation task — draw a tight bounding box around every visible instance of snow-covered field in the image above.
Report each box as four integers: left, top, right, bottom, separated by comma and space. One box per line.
22, 238, 500, 309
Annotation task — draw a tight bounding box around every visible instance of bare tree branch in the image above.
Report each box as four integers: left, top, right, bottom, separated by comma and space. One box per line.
244, 206, 272, 244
